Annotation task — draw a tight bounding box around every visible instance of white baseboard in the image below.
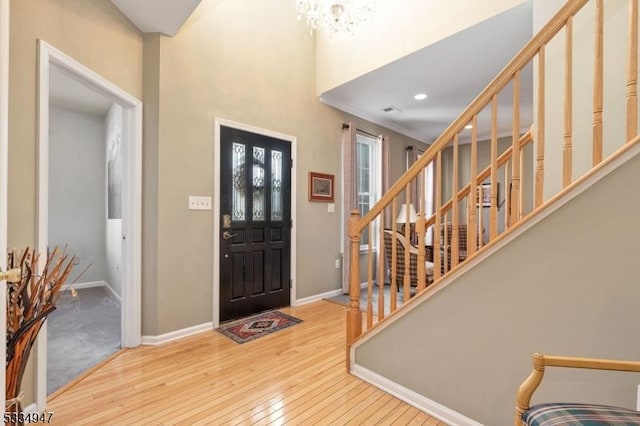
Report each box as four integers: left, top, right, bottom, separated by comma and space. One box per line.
103, 281, 121, 303
22, 403, 37, 413
350, 364, 482, 426
62, 280, 105, 291
141, 322, 213, 346
62, 280, 121, 303
295, 288, 343, 306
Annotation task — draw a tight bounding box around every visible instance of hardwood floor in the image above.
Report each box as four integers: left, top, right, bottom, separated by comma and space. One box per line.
47, 301, 447, 425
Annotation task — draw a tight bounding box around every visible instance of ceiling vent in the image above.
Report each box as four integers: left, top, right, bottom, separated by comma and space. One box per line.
381, 105, 401, 113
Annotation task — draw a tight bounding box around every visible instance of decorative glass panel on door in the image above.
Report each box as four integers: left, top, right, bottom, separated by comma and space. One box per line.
232, 142, 246, 221
271, 150, 283, 221
252, 147, 265, 221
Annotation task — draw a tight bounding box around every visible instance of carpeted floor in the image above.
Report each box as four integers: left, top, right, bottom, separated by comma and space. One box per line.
324, 284, 415, 317
47, 286, 121, 395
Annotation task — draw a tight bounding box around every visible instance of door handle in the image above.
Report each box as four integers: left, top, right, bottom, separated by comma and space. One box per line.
222, 231, 238, 240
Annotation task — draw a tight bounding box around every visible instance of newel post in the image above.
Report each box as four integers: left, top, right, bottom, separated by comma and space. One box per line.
346, 210, 362, 368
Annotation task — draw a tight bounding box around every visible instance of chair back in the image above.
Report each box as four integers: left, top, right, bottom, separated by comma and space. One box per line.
383, 230, 417, 286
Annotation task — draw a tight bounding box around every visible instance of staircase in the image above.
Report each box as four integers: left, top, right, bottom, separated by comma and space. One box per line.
346, 0, 639, 366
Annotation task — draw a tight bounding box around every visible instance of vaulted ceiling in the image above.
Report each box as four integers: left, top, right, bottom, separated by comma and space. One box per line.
109, 0, 533, 143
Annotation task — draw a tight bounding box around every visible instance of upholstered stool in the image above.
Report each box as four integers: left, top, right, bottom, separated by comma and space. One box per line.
522, 402, 640, 425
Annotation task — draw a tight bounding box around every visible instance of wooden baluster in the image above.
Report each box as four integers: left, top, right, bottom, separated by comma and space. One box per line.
417, 169, 427, 292
628, 0, 638, 142
504, 162, 510, 229
366, 222, 373, 330
434, 152, 442, 281
403, 185, 411, 300
593, 0, 604, 165
443, 209, 450, 274
451, 136, 460, 269
468, 115, 479, 256
511, 70, 522, 226
490, 94, 499, 239
378, 210, 385, 321
520, 142, 526, 219
564, 16, 573, 188
390, 199, 397, 312
536, 46, 546, 208
417, 213, 426, 292
346, 210, 362, 363
477, 190, 484, 249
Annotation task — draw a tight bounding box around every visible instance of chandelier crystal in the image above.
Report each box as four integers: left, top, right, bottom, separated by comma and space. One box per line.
295, 0, 376, 36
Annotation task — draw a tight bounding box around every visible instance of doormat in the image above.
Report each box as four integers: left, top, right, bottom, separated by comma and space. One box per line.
216, 310, 303, 344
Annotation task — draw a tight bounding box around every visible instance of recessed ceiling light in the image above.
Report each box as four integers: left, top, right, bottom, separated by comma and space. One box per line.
464, 124, 473, 130
414, 93, 428, 100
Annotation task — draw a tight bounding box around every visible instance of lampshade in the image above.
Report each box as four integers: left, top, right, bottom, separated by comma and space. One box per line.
396, 203, 418, 224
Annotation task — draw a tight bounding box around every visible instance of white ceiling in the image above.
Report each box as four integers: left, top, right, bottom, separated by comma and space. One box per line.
50, 64, 113, 116
110, 0, 202, 36
320, 1, 534, 144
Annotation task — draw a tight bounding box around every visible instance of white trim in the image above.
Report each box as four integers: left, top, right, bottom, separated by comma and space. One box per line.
22, 403, 37, 414
213, 118, 297, 328
0, 0, 9, 411
103, 281, 122, 303
62, 280, 122, 303
141, 322, 213, 346
62, 280, 106, 290
350, 364, 482, 426
36, 40, 142, 411
355, 133, 381, 251
294, 289, 343, 306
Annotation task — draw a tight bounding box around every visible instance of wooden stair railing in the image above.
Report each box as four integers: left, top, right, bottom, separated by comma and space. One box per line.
346, 0, 640, 361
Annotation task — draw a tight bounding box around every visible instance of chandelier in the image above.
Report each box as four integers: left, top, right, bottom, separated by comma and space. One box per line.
295, 0, 376, 36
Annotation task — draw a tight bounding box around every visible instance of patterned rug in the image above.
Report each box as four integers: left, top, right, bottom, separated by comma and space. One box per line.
216, 310, 303, 344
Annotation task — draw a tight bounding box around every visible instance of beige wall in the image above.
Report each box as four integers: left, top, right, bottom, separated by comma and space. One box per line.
144, 0, 427, 333
142, 33, 160, 335
8, 0, 426, 340
534, 0, 634, 200
316, 0, 528, 94
8, 0, 142, 408
355, 149, 640, 426
8, 0, 142, 246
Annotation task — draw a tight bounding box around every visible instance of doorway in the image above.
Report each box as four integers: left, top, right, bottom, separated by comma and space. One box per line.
36, 40, 142, 410
46, 73, 123, 394
219, 126, 292, 322
213, 119, 297, 327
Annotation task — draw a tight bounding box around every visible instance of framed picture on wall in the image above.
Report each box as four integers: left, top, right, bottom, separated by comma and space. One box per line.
479, 183, 498, 207
309, 172, 334, 202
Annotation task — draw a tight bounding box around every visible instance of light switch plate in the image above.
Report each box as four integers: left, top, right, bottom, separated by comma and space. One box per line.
327, 203, 335, 213
188, 196, 212, 210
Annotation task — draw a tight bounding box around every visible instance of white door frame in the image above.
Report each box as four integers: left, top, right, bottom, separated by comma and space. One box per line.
0, 0, 10, 412
213, 118, 297, 327
36, 40, 142, 410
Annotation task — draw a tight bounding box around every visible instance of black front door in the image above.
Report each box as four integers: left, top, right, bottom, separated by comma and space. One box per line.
219, 126, 292, 322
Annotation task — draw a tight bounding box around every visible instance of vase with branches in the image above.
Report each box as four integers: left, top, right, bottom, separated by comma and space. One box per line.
5, 248, 76, 425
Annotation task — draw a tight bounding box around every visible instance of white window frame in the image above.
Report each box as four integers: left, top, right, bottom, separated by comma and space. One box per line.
356, 133, 381, 251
